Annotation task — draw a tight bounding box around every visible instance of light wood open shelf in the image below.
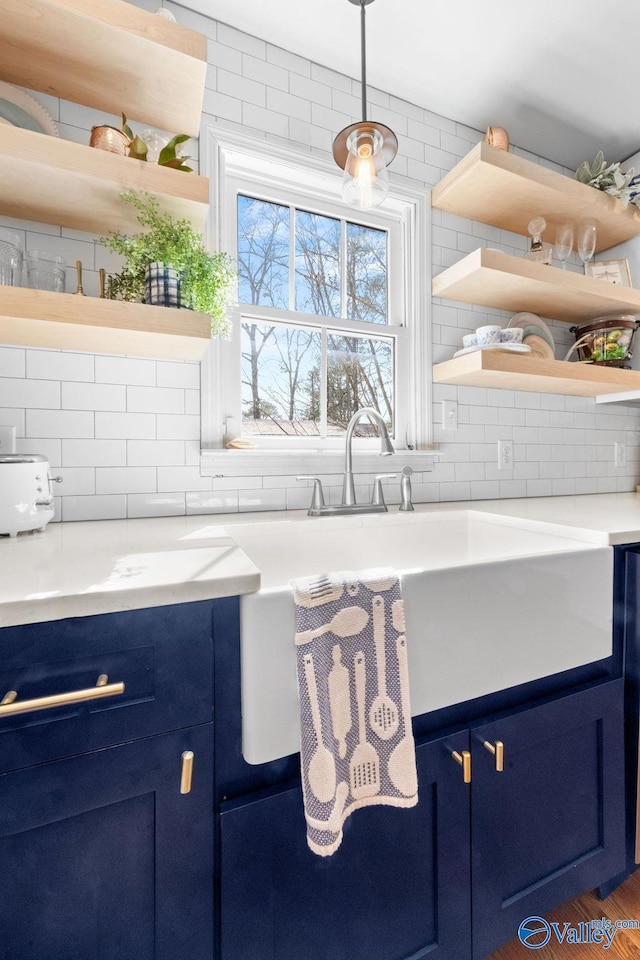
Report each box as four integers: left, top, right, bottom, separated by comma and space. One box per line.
433, 349, 640, 397
0, 126, 209, 234
432, 248, 640, 324
0, 287, 212, 361
0, 0, 207, 135
432, 142, 640, 254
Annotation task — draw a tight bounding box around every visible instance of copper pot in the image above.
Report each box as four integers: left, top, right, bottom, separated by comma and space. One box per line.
89, 125, 129, 156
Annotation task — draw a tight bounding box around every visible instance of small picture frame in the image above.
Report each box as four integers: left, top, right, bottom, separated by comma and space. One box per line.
585, 258, 632, 287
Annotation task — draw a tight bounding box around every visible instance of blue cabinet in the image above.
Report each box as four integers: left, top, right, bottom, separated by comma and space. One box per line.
220, 730, 472, 960
471, 680, 625, 959
0, 601, 216, 960
217, 677, 624, 960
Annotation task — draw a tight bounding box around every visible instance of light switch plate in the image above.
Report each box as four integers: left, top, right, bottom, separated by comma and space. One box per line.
0, 425, 16, 455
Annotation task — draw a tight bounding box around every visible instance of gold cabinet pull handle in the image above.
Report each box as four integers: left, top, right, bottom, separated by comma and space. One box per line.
180, 750, 194, 794
484, 740, 504, 772
0, 678, 125, 717
452, 749, 472, 783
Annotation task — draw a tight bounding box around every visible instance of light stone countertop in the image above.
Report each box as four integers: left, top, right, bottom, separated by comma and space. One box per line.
2, 491, 640, 629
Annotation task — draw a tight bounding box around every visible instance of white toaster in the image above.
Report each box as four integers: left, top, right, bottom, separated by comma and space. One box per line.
0, 454, 61, 537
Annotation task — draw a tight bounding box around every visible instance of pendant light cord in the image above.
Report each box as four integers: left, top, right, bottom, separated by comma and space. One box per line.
360, 0, 367, 122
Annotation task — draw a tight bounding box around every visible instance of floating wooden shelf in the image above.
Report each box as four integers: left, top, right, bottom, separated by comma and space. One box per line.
0, 287, 212, 361
0, 126, 209, 234
433, 248, 640, 324
432, 142, 640, 254
433, 349, 640, 397
0, 0, 207, 135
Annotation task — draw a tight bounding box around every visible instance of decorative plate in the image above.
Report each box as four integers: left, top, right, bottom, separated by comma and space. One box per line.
523, 334, 554, 360
0, 81, 58, 136
508, 312, 555, 352
452, 342, 532, 359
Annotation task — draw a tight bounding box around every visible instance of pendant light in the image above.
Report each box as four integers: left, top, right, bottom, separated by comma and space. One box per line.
332, 0, 397, 209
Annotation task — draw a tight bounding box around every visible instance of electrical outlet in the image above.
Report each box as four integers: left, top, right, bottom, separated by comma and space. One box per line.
0, 425, 16, 454
497, 440, 513, 470
441, 400, 458, 431
614, 442, 627, 468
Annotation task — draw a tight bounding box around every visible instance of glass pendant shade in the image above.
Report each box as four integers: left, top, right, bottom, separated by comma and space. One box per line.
341, 128, 390, 208
332, 0, 397, 209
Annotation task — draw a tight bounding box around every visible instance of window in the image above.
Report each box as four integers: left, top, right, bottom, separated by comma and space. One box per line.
201, 127, 431, 458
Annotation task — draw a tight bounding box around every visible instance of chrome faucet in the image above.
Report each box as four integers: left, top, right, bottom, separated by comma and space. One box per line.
342, 407, 394, 505
297, 407, 395, 516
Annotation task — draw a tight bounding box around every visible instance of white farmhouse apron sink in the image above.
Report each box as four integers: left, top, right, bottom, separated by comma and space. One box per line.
226, 510, 613, 765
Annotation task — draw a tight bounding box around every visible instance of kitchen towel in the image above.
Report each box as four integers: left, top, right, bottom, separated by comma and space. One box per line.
292, 568, 418, 857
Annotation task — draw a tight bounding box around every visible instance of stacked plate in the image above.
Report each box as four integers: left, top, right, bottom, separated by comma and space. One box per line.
508, 313, 555, 359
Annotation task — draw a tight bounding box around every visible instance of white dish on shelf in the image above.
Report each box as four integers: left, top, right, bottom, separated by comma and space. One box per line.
0, 81, 59, 136
453, 343, 532, 359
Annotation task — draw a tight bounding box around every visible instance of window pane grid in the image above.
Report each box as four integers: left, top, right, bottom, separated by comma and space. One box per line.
237, 191, 395, 440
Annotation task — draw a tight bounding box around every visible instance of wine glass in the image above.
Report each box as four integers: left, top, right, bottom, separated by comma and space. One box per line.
577, 221, 597, 271
554, 222, 574, 269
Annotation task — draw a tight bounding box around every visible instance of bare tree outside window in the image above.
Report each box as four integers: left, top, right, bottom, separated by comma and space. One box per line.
237, 193, 394, 438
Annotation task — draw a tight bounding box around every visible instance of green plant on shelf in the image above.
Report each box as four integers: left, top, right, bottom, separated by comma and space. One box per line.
121, 114, 192, 172
575, 150, 640, 206
100, 191, 236, 337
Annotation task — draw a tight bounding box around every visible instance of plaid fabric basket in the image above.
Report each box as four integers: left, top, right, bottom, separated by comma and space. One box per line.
145, 262, 186, 308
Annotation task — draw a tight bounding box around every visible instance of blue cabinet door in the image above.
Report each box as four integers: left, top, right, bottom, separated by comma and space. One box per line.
0, 724, 214, 960
470, 680, 625, 960
219, 729, 471, 960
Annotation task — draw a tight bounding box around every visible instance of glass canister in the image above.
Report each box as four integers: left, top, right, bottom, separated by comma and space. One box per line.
26, 250, 66, 293
568, 316, 639, 368
0, 228, 24, 286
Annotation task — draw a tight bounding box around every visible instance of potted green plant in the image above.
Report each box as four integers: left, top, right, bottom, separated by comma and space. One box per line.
100, 191, 236, 336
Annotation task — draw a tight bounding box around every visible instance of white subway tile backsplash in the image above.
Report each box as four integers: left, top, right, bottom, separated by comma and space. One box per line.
0, 347, 25, 378
267, 44, 311, 77
157, 415, 200, 440
128, 493, 186, 518
0, 378, 60, 409
157, 466, 212, 492
54, 467, 95, 496
2, 3, 640, 527
243, 53, 288, 91
127, 385, 184, 415
156, 362, 200, 390
0, 408, 24, 433
62, 382, 126, 411
27, 409, 92, 438
16, 437, 61, 466
94, 356, 156, 386
186, 490, 238, 514
95, 412, 155, 439
62, 495, 127, 522
63, 439, 126, 467
127, 440, 185, 467
96, 467, 157, 495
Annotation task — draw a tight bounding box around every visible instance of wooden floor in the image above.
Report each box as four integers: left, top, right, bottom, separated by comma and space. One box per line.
487, 870, 640, 959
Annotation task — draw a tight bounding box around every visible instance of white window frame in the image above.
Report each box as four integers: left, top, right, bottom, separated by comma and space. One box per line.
199, 125, 433, 472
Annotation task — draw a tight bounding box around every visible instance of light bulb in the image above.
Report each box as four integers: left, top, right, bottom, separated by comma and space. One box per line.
342, 128, 389, 208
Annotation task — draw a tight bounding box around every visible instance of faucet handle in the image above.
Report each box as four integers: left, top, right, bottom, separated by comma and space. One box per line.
296, 475, 326, 512
371, 473, 396, 507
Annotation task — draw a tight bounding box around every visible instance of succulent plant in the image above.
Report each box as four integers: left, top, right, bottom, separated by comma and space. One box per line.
575, 151, 639, 206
